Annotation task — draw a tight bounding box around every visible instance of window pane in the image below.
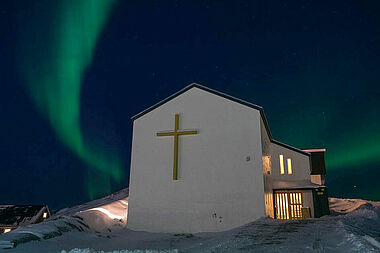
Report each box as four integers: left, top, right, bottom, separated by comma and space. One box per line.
279, 155, 284, 174
287, 158, 292, 174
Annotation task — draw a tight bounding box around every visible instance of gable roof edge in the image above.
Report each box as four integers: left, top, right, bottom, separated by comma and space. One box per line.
272, 139, 310, 156
131, 83, 264, 120
131, 83, 309, 156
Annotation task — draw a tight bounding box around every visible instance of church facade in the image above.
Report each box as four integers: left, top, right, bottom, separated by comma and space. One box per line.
127, 83, 329, 233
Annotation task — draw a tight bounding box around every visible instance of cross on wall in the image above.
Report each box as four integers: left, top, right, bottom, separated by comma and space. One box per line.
156, 114, 198, 180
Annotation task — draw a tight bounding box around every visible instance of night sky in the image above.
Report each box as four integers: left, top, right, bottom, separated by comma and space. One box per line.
1, 0, 380, 210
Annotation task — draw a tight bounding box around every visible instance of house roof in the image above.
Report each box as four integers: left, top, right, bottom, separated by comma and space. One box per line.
131, 83, 310, 156
273, 180, 327, 190
302, 149, 326, 153
0, 205, 48, 227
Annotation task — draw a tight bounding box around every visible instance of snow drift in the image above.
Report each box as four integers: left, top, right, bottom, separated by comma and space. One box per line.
0, 188, 128, 250
0, 190, 379, 253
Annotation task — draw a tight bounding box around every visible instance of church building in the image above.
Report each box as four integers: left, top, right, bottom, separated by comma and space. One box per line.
127, 83, 329, 233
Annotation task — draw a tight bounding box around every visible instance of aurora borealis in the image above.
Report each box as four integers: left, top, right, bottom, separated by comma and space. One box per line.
1, 0, 380, 209
17, 0, 123, 199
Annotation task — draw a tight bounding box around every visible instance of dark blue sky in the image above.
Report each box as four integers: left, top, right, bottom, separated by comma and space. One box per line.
1, 1, 380, 210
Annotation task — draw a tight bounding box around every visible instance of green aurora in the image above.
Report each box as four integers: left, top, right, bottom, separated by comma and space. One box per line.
18, 0, 122, 199
14, 0, 380, 202
233, 63, 380, 179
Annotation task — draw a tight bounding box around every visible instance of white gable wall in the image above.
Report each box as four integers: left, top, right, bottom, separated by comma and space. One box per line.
127, 87, 265, 233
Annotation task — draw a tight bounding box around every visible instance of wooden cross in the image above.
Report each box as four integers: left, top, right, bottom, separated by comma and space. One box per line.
156, 114, 197, 180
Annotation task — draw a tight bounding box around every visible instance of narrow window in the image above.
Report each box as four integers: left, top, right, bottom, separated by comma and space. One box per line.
43, 212, 48, 218
287, 158, 292, 174
279, 155, 284, 174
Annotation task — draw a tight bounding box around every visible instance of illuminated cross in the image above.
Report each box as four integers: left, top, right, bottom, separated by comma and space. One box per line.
156, 114, 197, 180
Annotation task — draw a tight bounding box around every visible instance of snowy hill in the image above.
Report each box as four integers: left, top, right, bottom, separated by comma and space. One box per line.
0, 190, 379, 253
0, 188, 129, 250
329, 197, 380, 214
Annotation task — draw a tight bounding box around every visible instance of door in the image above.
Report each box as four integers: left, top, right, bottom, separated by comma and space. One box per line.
274, 191, 303, 219
313, 188, 330, 218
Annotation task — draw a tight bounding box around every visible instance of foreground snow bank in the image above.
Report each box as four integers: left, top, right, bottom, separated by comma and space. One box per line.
55, 189, 129, 217
61, 249, 178, 253
2, 193, 380, 252
0, 189, 129, 249
0, 215, 90, 249
57, 197, 380, 253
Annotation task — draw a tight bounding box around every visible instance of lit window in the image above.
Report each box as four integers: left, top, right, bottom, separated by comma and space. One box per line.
279, 155, 284, 174
287, 158, 292, 174
3, 228, 11, 234
43, 212, 48, 218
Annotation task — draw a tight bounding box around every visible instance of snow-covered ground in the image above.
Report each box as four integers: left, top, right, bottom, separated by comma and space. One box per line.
1, 190, 379, 253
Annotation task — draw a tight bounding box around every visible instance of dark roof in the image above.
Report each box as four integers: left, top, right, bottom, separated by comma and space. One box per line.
0, 205, 48, 227
131, 83, 310, 156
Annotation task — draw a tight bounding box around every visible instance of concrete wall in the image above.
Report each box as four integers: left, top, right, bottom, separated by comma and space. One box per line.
302, 190, 315, 218
260, 118, 274, 218
311, 175, 325, 185
127, 87, 265, 233
270, 143, 311, 182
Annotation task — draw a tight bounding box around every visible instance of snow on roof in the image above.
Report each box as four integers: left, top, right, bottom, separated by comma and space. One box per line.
302, 149, 326, 153
272, 180, 326, 190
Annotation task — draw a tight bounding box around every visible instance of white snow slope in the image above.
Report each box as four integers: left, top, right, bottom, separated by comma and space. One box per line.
1, 190, 380, 253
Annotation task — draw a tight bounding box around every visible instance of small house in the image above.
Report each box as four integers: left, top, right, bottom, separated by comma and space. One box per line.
0, 205, 50, 234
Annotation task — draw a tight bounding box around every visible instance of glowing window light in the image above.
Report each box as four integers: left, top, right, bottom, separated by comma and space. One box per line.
3, 228, 11, 233
279, 155, 284, 174
43, 212, 48, 218
287, 158, 292, 175
284, 193, 289, 219
275, 191, 303, 219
